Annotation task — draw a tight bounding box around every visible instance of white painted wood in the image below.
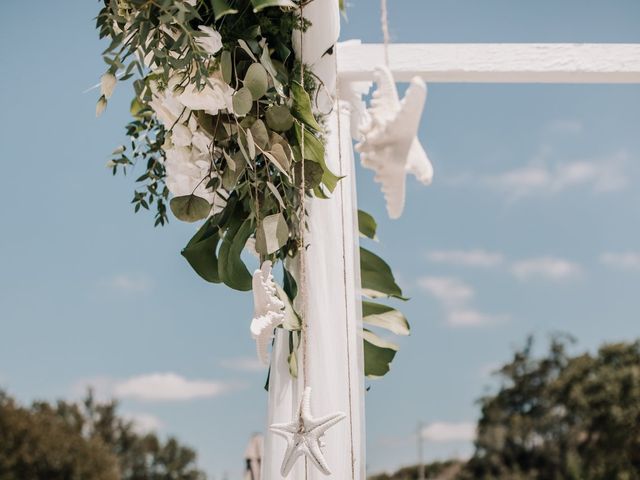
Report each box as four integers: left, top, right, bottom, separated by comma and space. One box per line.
337, 43, 640, 83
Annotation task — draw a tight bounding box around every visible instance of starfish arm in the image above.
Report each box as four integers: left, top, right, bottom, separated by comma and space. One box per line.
306, 411, 347, 437
305, 437, 332, 475
280, 437, 304, 476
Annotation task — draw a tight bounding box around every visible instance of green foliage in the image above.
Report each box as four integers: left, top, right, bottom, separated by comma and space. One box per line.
0, 390, 206, 480
358, 212, 411, 379
98, 0, 338, 293
460, 336, 640, 480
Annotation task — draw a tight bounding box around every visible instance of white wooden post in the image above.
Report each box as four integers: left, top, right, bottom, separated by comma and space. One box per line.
263, 2, 365, 479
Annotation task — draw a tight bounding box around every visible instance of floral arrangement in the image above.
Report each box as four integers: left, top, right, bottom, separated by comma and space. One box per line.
96, 0, 410, 380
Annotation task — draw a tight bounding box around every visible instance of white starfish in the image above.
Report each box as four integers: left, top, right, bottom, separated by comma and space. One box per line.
270, 387, 346, 476
250, 261, 285, 365
355, 65, 433, 219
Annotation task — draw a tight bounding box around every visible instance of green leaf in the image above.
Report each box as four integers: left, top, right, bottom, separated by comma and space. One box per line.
250, 119, 270, 150
275, 284, 301, 331
244, 63, 269, 100
169, 195, 211, 223
363, 329, 398, 378
294, 123, 341, 192
218, 215, 253, 291
294, 160, 323, 190
264, 144, 290, 178
211, 0, 239, 19
265, 105, 294, 132
255, 212, 289, 255
232, 87, 253, 116
358, 210, 378, 240
283, 265, 298, 300
181, 219, 221, 283
290, 81, 322, 131
251, 0, 297, 12
362, 301, 410, 336
360, 247, 405, 299
220, 50, 233, 84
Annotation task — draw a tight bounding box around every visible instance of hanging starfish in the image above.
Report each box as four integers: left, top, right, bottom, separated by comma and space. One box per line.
355, 65, 433, 219
270, 387, 346, 476
250, 260, 285, 365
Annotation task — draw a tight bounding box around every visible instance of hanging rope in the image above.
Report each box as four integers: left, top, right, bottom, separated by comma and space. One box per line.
297, 5, 310, 479
381, 0, 391, 66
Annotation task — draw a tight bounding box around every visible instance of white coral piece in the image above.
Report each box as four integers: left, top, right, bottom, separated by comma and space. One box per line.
250, 261, 285, 365
355, 65, 433, 219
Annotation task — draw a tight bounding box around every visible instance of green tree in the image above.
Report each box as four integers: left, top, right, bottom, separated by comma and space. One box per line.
461, 336, 640, 480
0, 391, 207, 480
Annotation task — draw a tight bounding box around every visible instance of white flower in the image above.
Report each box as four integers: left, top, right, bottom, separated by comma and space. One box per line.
164, 145, 225, 213
171, 123, 193, 147
177, 74, 234, 115
148, 82, 187, 128
250, 261, 285, 365
196, 26, 223, 56
100, 73, 117, 99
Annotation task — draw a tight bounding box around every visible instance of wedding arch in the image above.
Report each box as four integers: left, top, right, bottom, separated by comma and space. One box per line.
94, 0, 640, 478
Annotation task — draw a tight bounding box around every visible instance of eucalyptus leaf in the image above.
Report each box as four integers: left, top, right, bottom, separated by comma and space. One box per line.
265, 105, 294, 132
169, 195, 211, 223
250, 119, 270, 150
358, 210, 378, 240
363, 329, 398, 378
220, 50, 233, 84
237, 39, 258, 62
245, 128, 256, 160
362, 301, 410, 336
255, 212, 289, 255
232, 87, 253, 116
244, 63, 269, 100
264, 144, 290, 177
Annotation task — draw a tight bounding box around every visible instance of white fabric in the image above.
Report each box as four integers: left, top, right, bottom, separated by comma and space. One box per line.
263, 3, 365, 478
262, 101, 365, 480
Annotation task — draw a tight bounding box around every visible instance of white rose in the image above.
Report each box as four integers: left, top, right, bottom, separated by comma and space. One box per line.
196, 26, 223, 56
177, 74, 234, 115
171, 123, 193, 147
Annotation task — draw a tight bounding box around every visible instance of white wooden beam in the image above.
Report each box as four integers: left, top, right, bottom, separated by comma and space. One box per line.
337, 43, 640, 84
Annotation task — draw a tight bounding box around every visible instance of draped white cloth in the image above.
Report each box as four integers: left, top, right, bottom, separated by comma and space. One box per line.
262, 1, 366, 478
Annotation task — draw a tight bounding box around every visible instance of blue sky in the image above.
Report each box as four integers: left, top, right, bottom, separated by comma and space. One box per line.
1, 0, 639, 478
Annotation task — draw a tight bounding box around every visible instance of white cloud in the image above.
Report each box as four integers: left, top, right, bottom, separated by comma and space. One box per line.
426, 249, 504, 268
511, 257, 582, 281
102, 273, 152, 294
114, 373, 236, 401
220, 356, 266, 372
482, 151, 630, 198
418, 277, 508, 328
74, 373, 240, 402
447, 309, 508, 328
418, 277, 475, 307
122, 412, 164, 434
421, 422, 476, 443
600, 252, 640, 271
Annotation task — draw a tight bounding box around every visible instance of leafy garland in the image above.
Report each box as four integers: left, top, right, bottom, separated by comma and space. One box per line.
96, 0, 409, 379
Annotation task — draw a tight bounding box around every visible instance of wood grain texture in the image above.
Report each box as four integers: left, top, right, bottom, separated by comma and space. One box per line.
337, 43, 640, 83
